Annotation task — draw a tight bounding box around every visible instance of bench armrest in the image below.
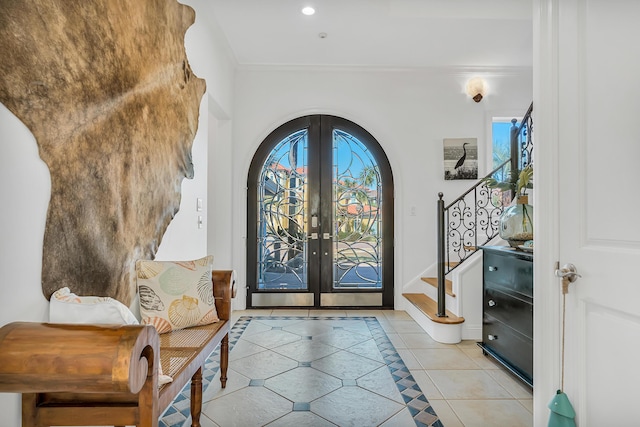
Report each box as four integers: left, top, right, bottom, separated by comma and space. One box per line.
0, 322, 158, 395
212, 270, 235, 321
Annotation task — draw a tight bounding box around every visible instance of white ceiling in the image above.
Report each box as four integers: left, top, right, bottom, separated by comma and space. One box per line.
205, 0, 533, 68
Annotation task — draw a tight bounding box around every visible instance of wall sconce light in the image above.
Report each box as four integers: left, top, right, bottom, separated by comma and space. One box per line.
466, 77, 487, 103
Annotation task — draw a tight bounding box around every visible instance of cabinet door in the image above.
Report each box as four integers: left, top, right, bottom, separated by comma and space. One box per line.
484, 287, 533, 339
483, 252, 533, 298
484, 314, 533, 381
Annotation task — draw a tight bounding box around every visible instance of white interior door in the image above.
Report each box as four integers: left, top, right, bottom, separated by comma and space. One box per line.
536, 0, 640, 425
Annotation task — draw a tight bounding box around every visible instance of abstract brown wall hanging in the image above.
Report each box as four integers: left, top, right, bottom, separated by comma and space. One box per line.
0, 0, 206, 306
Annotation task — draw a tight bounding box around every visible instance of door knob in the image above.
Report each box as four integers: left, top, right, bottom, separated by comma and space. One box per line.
555, 263, 581, 283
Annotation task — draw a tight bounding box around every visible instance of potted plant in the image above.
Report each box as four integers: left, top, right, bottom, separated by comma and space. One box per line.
484, 164, 533, 248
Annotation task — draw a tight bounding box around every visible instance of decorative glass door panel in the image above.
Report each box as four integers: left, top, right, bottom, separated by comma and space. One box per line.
333, 129, 382, 289
257, 129, 308, 290
247, 115, 394, 308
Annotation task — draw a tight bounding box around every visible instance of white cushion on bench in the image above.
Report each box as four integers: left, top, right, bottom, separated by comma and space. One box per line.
50, 287, 139, 325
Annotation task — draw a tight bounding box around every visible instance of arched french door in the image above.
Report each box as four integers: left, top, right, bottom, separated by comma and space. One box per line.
247, 115, 394, 308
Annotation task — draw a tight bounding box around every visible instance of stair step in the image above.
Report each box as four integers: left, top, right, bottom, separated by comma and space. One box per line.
403, 293, 465, 325
421, 277, 455, 297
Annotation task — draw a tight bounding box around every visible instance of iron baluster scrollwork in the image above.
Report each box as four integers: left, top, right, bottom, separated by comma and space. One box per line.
520, 103, 534, 169
439, 161, 510, 276
511, 102, 533, 172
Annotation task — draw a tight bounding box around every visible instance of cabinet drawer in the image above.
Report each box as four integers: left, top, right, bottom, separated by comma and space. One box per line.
484, 252, 533, 297
484, 287, 533, 338
483, 315, 533, 381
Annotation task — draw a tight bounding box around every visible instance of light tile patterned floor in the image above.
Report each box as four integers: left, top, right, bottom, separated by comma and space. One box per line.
159, 310, 533, 427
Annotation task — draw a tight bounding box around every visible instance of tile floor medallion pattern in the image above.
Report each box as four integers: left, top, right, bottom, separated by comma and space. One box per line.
159, 316, 442, 427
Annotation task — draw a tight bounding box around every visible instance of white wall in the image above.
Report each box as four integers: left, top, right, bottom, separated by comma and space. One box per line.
230, 66, 532, 309
207, 107, 235, 270
183, 0, 237, 276
0, 1, 235, 423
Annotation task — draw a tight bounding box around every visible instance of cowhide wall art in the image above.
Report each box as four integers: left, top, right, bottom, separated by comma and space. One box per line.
0, 0, 206, 306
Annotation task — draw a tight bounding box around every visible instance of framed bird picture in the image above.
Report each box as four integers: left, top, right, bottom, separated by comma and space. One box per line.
443, 138, 478, 180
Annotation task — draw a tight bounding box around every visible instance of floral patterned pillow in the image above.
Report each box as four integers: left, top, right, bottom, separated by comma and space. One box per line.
135, 255, 219, 334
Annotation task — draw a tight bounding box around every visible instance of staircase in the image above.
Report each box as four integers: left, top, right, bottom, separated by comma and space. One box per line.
403, 103, 533, 343
402, 243, 488, 343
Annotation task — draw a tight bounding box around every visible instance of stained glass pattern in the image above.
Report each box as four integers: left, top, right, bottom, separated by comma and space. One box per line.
257, 130, 308, 289
333, 130, 382, 289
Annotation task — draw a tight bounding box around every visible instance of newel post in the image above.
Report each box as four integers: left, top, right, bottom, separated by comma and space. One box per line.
437, 192, 446, 317
510, 118, 519, 177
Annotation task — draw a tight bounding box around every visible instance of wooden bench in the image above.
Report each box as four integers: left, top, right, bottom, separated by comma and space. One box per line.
0, 270, 235, 427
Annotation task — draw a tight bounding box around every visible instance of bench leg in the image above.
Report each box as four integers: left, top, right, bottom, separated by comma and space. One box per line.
190, 367, 203, 427
220, 333, 229, 388
22, 393, 39, 427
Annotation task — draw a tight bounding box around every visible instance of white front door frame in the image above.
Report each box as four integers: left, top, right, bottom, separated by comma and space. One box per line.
533, 1, 562, 425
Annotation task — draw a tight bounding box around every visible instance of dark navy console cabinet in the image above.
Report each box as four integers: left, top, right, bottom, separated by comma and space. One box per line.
478, 246, 533, 387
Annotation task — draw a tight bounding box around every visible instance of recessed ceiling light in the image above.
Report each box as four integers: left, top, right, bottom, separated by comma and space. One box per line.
302, 6, 315, 16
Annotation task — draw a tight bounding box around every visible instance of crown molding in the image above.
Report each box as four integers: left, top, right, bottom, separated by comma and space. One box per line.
235, 63, 533, 77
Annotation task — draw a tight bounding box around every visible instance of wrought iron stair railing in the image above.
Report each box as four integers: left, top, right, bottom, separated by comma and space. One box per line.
434, 102, 533, 317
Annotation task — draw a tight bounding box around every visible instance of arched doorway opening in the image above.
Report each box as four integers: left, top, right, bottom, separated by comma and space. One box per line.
247, 115, 394, 308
